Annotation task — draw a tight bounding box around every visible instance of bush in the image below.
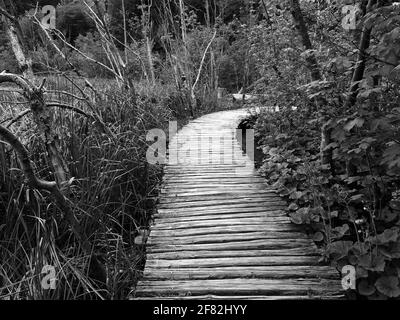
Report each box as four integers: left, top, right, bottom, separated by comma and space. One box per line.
248, 96, 400, 299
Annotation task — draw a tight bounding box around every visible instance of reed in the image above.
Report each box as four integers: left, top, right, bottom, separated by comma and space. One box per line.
0, 76, 178, 300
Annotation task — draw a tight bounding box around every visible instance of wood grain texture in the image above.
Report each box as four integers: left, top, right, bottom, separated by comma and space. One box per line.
133, 109, 343, 300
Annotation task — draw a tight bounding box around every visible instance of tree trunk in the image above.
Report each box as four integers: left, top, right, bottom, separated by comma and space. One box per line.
141, 0, 155, 86
0, 8, 34, 79
146, 36, 156, 85
30, 88, 70, 187
289, 0, 321, 81
345, 0, 377, 108
178, 0, 194, 117
0, 7, 68, 184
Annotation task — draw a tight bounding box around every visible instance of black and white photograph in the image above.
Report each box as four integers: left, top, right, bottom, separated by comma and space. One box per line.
0, 0, 399, 310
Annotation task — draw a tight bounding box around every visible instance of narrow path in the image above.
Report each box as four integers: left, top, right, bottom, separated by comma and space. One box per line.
135, 109, 343, 299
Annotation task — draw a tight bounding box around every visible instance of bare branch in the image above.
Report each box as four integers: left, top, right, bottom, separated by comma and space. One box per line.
191, 29, 217, 99
0, 100, 29, 105
0, 124, 56, 191
0, 5, 18, 24
0, 73, 34, 96
0, 88, 25, 95
38, 78, 47, 91
51, 28, 123, 81
44, 90, 87, 101
6, 109, 31, 128
47, 103, 92, 118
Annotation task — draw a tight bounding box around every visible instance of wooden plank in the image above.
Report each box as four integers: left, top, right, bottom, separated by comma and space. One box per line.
153, 214, 290, 224
158, 199, 286, 210
148, 232, 309, 246
152, 211, 286, 220
156, 203, 286, 214
163, 182, 271, 188
135, 279, 342, 297
146, 248, 319, 260
159, 190, 278, 198
143, 266, 339, 280
159, 193, 279, 203
164, 173, 262, 178
151, 218, 294, 230
153, 208, 285, 218
165, 178, 267, 184
144, 256, 320, 268
148, 239, 316, 253
149, 224, 295, 237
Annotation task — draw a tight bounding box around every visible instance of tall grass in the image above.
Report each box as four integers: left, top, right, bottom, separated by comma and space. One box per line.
0, 76, 190, 300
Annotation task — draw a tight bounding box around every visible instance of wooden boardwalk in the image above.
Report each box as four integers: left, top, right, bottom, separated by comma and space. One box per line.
135, 109, 343, 300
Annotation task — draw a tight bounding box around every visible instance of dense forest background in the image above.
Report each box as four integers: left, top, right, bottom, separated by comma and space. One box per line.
0, 0, 399, 300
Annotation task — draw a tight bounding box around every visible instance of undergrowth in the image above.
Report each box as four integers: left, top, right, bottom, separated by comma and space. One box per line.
243, 90, 400, 299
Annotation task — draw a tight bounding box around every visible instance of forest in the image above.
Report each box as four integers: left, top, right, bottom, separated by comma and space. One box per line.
0, 0, 399, 301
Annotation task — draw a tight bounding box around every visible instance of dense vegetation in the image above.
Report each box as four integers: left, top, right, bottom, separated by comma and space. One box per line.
240, 0, 400, 300
0, 0, 399, 300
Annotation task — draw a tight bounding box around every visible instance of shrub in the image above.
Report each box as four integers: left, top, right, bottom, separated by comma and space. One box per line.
248, 97, 400, 299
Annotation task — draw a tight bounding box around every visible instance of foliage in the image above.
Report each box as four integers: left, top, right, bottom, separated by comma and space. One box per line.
242, 0, 400, 300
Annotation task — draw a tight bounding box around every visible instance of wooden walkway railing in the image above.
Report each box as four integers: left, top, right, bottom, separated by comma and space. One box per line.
134, 109, 343, 299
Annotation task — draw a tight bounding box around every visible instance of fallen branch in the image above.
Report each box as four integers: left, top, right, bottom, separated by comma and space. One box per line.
47, 103, 92, 118
0, 124, 56, 190
0, 5, 18, 24
45, 90, 88, 101
0, 73, 33, 96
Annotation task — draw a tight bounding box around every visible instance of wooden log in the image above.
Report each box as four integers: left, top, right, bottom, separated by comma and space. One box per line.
150, 218, 289, 231
152, 209, 286, 219
143, 266, 339, 280
151, 217, 294, 230
148, 231, 309, 246
156, 203, 286, 214
158, 199, 286, 210
135, 278, 342, 297
144, 256, 321, 268
153, 214, 290, 224
148, 239, 316, 253
159, 193, 279, 203
146, 248, 319, 261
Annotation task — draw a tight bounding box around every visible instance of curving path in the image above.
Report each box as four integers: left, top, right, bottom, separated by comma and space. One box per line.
134, 109, 343, 299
